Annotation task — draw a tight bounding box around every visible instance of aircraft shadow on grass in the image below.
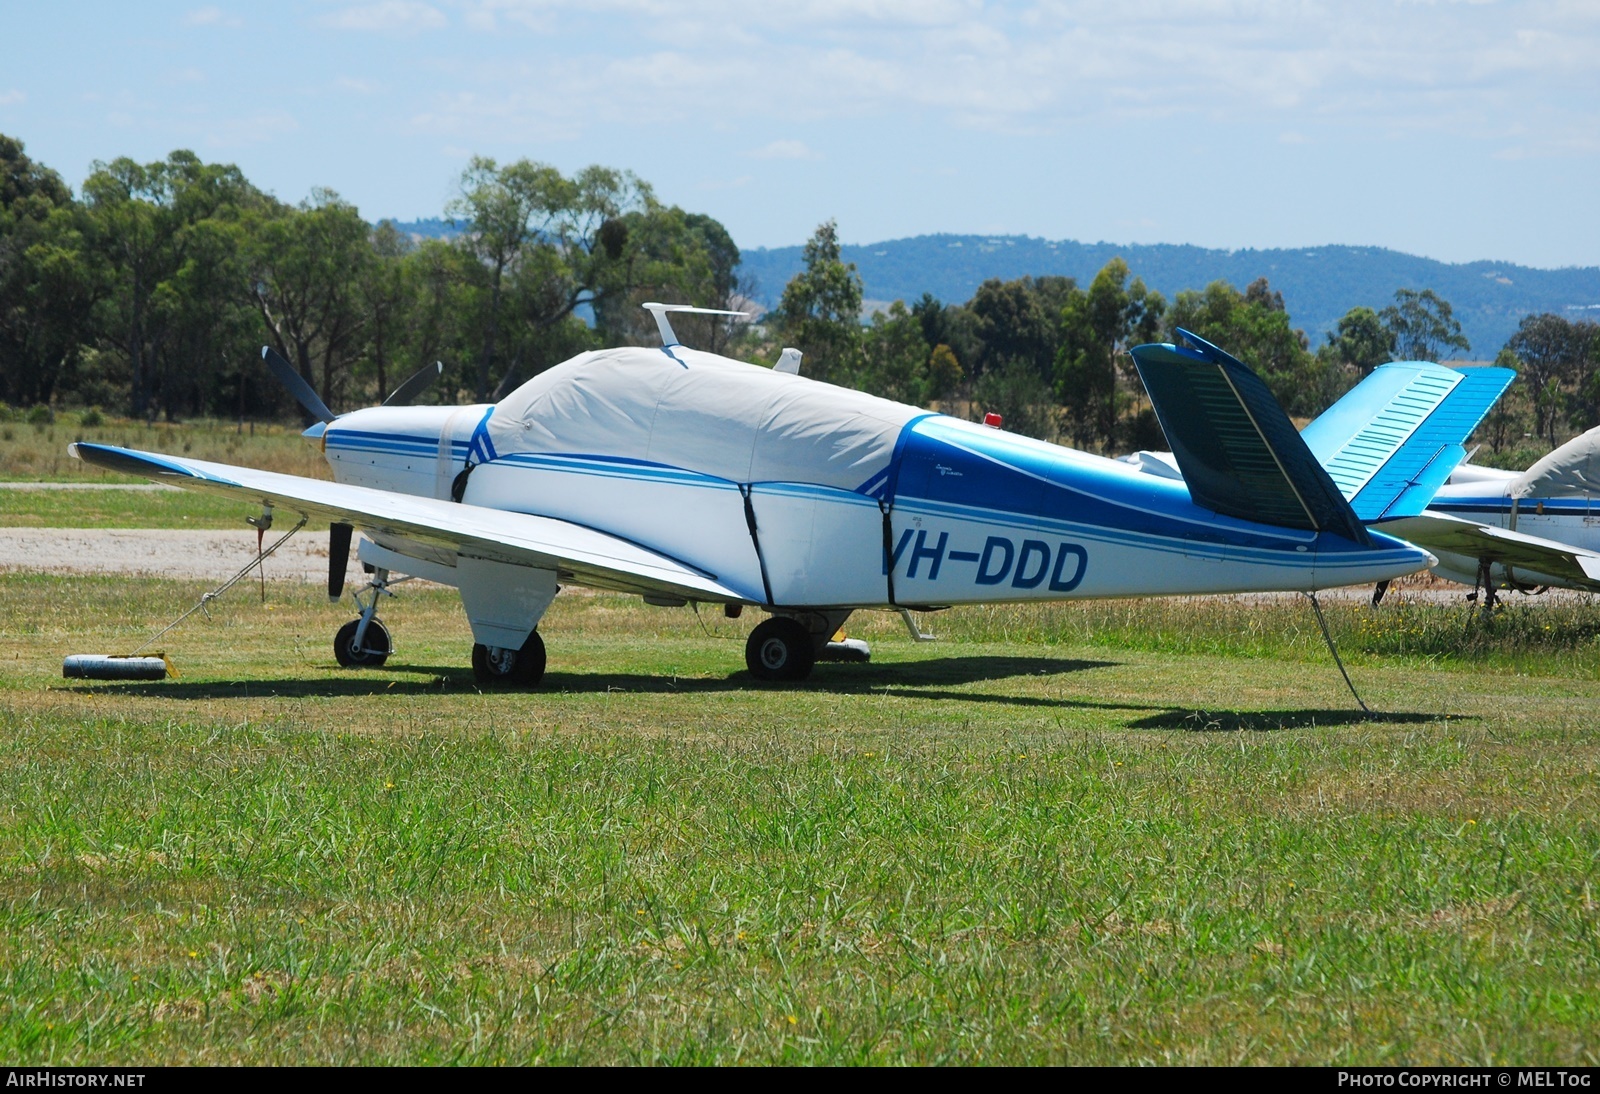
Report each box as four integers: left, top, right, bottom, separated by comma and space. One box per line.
59, 654, 1463, 731
62, 654, 1108, 701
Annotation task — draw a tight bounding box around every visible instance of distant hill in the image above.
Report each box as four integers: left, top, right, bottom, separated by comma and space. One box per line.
739, 235, 1600, 356
384, 219, 1600, 354
383, 216, 464, 240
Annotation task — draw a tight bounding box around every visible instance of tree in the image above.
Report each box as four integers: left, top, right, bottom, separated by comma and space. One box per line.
1054, 259, 1163, 449
1325, 305, 1396, 376
857, 300, 932, 403
967, 276, 1055, 382
354, 220, 417, 403
770, 220, 863, 384
911, 293, 981, 383
450, 157, 574, 400
246, 189, 374, 416
1479, 348, 1528, 453
82, 155, 186, 418
1165, 278, 1316, 415
0, 134, 98, 408
84, 150, 258, 418
1380, 287, 1470, 362
1507, 312, 1587, 445
591, 205, 747, 355
926, 343, 963, 405
451, 159, 660, 397
1569, 322, 1600, 433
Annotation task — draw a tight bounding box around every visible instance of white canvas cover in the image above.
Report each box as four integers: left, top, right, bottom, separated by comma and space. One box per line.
1512, 425, 1600, 499
486, 346, 924, 492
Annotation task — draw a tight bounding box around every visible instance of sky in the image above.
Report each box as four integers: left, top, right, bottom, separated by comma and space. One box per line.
1, 1, 1595, 268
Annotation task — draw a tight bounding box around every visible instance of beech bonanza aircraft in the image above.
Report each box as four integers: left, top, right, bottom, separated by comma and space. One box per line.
68, 307, 1508, 686
1370, 425, 1600, 605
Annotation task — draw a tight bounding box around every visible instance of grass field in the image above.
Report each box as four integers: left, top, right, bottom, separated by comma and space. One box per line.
0, 416, 329, 483
1, 572, 1597, 1065
0, 488, 260, 530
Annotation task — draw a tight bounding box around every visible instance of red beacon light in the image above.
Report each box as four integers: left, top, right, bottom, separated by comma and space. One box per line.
983, 412, 1003, 428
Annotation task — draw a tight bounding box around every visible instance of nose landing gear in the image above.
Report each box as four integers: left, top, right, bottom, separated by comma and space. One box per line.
334, 568, 396, 668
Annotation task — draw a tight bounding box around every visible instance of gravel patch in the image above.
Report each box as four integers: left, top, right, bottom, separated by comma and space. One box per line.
0, 528, 362, 584
4, 526, 1575, 608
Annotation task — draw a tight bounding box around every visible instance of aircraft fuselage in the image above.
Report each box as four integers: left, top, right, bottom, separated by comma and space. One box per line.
320, 400, 1429, 611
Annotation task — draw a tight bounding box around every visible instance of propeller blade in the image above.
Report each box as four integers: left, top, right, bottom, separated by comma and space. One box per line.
382, 360, 444, 407
261, 346, 337, 424
328, 522, 353, 601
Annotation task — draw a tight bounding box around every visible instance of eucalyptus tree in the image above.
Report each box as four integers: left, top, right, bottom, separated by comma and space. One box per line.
450, 158, 656, 399
0, 134, 97, 408
1507, 312, 1590, 446
1325, 305, 1396, 376
1379, 287, 1470, 362
1164, 277, 1314, 416
1054, 259, 1162, 449
245, 189, 374, 415
83, 151, 254, 417
770, 220, 863, 386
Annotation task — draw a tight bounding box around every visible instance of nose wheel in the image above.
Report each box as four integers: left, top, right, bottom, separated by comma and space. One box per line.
335, 617, 391, 668
472, 630, 546, 687
333, 566, 396, 669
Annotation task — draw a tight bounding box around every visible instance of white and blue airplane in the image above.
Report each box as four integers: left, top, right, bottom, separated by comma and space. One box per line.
67, 307, 1510, 685
1372, 424, 1600, 604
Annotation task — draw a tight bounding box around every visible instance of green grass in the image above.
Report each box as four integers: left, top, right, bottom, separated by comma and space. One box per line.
0, 488, 264, 529
0, 574, 1597, 1064
0, 415, 328, 483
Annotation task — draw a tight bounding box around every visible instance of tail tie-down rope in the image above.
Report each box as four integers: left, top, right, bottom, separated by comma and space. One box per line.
129, 517, 309, 656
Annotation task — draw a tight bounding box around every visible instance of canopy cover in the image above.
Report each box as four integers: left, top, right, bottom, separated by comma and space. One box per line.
1512, 425, 1600, 499
486, 346, 924, 493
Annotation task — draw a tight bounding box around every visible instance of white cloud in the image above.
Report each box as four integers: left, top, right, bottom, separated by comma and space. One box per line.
747, 140, 821, 160
318, 2, 447, 32
183, 6, 242, 27
201, 109, 300, 148
0, 90, 24, 106
399, 1, 1600, 163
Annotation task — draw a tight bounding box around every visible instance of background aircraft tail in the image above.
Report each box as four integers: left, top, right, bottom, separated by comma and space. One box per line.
1299, 361, 1514, 521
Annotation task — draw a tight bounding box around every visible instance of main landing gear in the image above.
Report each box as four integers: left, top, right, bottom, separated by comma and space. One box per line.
472, 631, 546, 688
745, 611, 870, 683
746, 617, 814, 682
334, 567, 395, 668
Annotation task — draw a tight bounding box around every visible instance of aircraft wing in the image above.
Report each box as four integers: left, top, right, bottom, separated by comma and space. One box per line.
1376, 512, 1600, 589
69, 443, 749, 603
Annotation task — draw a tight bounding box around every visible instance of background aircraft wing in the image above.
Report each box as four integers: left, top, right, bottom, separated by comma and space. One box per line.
70, 443, 750, 604
1130, 328, 1369, 543
1376, 512, 1600, 588
1300, 362, 1515, 521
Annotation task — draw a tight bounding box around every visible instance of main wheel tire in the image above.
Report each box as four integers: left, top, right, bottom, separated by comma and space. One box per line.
334, 618, 391, 668
745, 617, 816, 682
471, 630, 546, 687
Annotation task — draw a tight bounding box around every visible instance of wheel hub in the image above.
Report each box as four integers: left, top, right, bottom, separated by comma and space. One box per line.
758, 638, 789, 670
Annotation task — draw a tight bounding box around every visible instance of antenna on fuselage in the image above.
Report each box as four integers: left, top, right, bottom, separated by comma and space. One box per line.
641, 302, 748, 348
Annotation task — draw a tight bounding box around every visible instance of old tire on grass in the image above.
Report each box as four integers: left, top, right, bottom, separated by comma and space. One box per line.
334, 618, 390, 669
472, 630, 546, 688
745, 617, 816, 682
